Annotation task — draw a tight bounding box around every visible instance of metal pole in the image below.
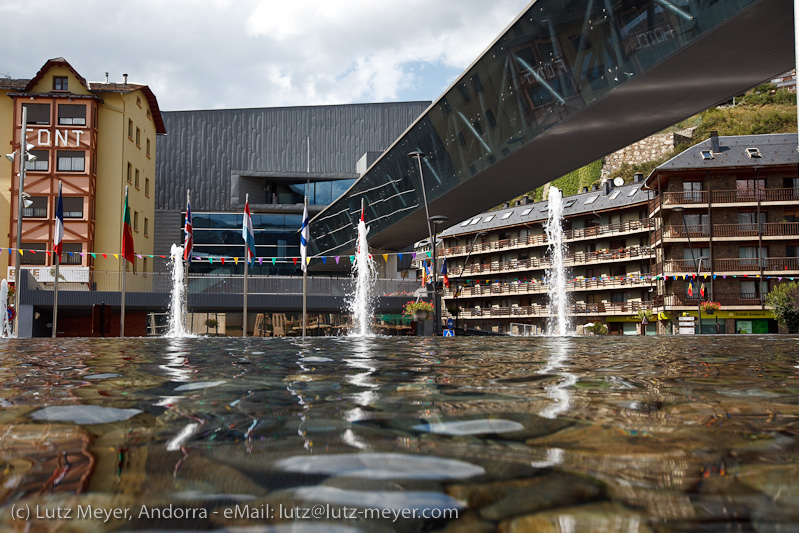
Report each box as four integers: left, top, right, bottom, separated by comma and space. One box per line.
697, 257, 703, 335
300, 195, 310, 337
184, 190, 190, 333
432, 231, 440, 336
53, 181, 62, 338
120, 185, 128, 337
14, 107, 28, 337
795, 0, 799, 152
243, 194, 249, 338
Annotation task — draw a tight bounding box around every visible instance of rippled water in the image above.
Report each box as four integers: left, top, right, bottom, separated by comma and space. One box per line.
0, 335, 798, 532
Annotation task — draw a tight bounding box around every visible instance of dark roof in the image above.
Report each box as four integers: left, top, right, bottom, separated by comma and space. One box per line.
440, 182, 650, 238
155, 101, 430, 211
646, 133, 799, 187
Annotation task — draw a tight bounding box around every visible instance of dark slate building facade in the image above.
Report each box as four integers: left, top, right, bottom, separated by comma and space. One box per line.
153, 101, 429, 274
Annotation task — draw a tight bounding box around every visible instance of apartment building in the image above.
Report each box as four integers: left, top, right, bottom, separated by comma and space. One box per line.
436, 177, 656, 335
646, 132, 798, 334
0, 58, 165, 287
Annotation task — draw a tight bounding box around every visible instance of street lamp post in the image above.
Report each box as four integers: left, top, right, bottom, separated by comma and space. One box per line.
429, 215, 449, 336
455, 231, 486, 332
407, 151, 432, 241
5, 107, 35, 337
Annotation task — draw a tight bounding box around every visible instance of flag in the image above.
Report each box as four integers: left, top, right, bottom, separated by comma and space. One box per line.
425, 261, 433, 285
421, 260, 428, 287
183, 195, 193, 263
242, 197, 256, 262
54, 182, 64, 262
688, 281, 693, 297
441, 258, 450, 289
300, 198, 309, 272
122, 186, 135, 264
700, 283, 705, 298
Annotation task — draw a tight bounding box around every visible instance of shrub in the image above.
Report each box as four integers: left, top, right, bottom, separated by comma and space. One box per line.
765, 283, 799, 332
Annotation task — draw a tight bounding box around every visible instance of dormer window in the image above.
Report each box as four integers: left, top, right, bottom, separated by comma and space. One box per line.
53, 76, 68, 91
700, 149, 714, 160
746, 147, 762, 158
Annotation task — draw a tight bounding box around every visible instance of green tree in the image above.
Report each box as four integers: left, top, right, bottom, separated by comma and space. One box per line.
765, 282, 799, 332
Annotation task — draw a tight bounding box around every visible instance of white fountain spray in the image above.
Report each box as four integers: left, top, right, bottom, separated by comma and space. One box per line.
165, 244, 192, 338
0, 280, 11, 338
347, 202, 376, 337
545, 186, 570, 336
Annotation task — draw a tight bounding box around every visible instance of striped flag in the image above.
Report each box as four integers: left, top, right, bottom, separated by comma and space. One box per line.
122, 186, 135, 264
183, 194, 193, 263
242, 197, 256, 262
300, 198, 309, 272
441, 258, 450, 288
54, 182, 64, 261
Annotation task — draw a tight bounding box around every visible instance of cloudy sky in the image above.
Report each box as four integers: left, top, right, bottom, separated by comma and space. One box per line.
0, 0, 530, 111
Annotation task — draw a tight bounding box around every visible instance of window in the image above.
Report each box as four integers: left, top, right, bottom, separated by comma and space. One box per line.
683, 247, 710, 268
128, 119, 133, 139
784, 209, 799, 223
563, 199, 576, 208
134, 211, 139, 232
58, 104, 86, 126
20, 243, 46, 265
145, 177, 150, 197
26, 150, 48, 171
740, 280, 768, 298
521, 208, 533, 216
62, 243, 82, 265
483, 215, 494, 223
471, 73, 483, 93
53, 77, 68, 91
739, 246, 767, 267
63, 197, 83, 218
136, 96, 142, 107
56, 151, 85, 172
135, 127, 141, 146
737, 178, 765, 200
737, 211, 766, 232
144, 217, 149, 237
143, 256, 148, 274
23, 103, 50, 125
501, 212, 513, 220
457, 83, 470, 103
682, 180, 703, 202
146, 138, 151, 158
23, 197, 48, 218
127, 163, 132, 183
627, 187, 640, 196
745, 147, 762, 158
584, 195, 599, 205
469, 217, 480, 225
700, 149, 714, 160
485, 108, 497, 128
135, 169, 140, 189
682, 213, 710, 235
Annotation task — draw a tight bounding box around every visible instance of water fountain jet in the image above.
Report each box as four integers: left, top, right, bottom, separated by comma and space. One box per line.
347, 203, 376, 337
545, 186, 570, 336
165, 244, 193, 338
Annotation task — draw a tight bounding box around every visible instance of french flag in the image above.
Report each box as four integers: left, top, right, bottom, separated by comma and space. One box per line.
54, 182, 64, 262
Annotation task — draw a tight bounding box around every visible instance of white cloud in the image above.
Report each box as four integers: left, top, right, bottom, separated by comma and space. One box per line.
0, 0, 529, 110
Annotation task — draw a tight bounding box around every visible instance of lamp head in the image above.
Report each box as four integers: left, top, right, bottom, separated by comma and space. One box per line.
429, 215, 449, 226
5, 153, 15, 162
407, 150, 428, 159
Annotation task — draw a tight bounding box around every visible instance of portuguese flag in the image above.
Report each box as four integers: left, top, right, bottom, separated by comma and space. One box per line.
122, 186, 135, 264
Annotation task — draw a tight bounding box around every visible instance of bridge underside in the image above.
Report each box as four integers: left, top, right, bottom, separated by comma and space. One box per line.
310, 0, 795, 256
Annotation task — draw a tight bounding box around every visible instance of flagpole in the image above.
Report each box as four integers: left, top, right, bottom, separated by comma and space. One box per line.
52, 181, 62, 338
184, 189, 190, 334
302, 195, 308, 338
120, 186, 128, 337
243, 193, 249, 338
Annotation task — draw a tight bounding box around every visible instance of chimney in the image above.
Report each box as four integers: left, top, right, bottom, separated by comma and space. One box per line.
503, 202, 509, 208
709, 130, 719, 153
123, 73, 128, 85
634, 173, 643, 183
105, 72, 109, 83
602, 180, 610, 195
581, 186, 588, 193
591, 184, 598, 191
523, 195, 530, 205
515, 200, 521, 206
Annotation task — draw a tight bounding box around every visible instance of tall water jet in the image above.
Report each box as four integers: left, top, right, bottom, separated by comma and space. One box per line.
0, 279, 11, 338
165, 244, 191, 337
347, 203, 376, 336
545, 186, 570, 336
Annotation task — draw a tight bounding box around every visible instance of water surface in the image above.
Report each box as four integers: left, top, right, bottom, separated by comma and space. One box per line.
0, 335, 798, 531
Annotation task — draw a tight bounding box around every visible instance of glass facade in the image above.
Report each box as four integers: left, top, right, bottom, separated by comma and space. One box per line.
311, 0, 759, 257
185, 213, 312, 276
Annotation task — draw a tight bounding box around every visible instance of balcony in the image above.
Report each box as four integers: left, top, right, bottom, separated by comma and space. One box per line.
659, 187, 799, 208
655, 257, 799, 275
661, 222, 799, 241
664, 293, 763, 307
444, 275, 654, 299
456, 300, 656, 319
441, 219, 655, 258
452, 246, 654, 277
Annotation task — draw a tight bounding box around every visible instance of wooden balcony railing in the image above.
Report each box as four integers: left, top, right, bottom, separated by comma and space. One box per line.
444, 275, 655, 299
441, 219, 655, 257
661, 187, 799, 207
665, 293, 763, 307
453, 246, 654, 277
654, 256, 799, 275
456, 300, 657, 319
663, 222, 799, 239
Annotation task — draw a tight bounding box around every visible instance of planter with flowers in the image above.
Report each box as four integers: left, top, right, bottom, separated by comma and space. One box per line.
700, 301, 721, 315
403, 300, 434, 321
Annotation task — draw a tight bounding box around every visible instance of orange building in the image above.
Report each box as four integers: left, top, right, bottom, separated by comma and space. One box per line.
0, 58, 165, 288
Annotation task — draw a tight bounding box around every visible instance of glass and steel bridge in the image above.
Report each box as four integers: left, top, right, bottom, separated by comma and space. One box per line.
309, 0, 794, 257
